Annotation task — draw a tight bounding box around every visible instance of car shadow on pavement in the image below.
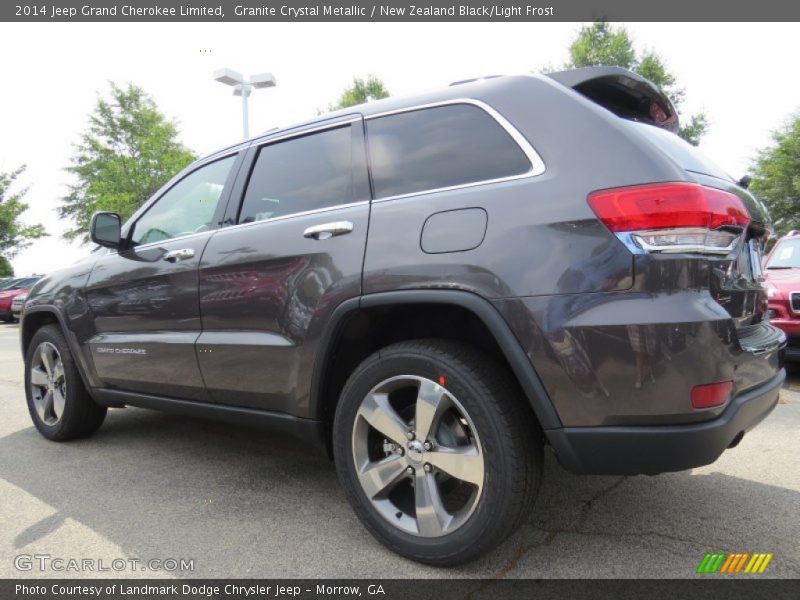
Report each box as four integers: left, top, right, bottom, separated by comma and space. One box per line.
0, 400, 798, 578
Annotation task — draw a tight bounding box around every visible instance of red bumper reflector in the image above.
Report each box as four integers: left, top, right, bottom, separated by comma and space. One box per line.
691, 381, 734, 409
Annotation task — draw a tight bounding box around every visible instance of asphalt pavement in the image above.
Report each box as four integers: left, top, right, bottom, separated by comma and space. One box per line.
0, 321, 798, 579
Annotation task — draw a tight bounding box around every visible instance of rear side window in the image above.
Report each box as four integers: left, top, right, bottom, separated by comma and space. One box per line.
366, 104, 532, 199
239, 125, 358, 223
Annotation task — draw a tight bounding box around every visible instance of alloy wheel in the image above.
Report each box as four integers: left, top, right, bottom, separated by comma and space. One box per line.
29, 342, 66, 426
351, 375, 485, 537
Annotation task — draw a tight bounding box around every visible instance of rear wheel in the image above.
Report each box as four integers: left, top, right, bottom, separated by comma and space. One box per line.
25, 324, 106, 441
333, 339, 542, 565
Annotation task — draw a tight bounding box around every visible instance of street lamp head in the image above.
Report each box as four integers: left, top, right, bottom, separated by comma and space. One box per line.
214, 67, 245, 87
214, 67, 276, 141
250, 72, 277, 89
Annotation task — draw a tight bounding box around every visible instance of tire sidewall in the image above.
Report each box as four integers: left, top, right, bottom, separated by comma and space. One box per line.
333, 346, 520, 561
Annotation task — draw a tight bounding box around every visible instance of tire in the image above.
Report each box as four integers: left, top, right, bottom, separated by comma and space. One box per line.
25, 324, 107, 441
333, 339, 542, 566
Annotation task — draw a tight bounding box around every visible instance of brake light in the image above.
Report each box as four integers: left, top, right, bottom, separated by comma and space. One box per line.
691, 381, 733, 409
588, 183, 749, 254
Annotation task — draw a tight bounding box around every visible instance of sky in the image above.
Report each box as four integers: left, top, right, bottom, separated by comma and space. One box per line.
1, 21, 799, 275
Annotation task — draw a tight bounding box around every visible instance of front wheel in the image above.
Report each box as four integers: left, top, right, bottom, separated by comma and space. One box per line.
25, 324, 107, 441
333, 340, 542, 566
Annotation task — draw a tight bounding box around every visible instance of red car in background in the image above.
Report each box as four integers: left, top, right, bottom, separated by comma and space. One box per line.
764, 232, 800, 361
0, 277, 40, 322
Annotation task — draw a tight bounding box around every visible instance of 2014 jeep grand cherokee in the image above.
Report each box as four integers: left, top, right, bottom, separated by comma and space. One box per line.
21, 67, 785, 565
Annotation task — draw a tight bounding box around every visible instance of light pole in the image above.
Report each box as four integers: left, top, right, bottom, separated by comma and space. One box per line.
214, 68, 276, 140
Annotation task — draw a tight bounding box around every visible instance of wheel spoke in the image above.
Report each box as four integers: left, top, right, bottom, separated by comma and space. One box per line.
53, 359, 65, 384
358, 392, 408, 445
52, 389, 66, 419
426, 445, 484, 487
30, 367, 48, 387
414, 379, 447, 442
40, 390, 54, 421
358, 455, 408, 499
414, 470, 449, 536
40, 346, 54, 377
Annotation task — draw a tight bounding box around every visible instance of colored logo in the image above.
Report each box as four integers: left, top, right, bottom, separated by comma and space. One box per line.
697, 552, 773, 574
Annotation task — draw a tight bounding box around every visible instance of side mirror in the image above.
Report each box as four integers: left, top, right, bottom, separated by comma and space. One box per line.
90, 212, 122, 249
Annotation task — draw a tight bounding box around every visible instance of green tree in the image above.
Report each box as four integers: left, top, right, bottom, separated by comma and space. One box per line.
0, 256, 12, 277
329, 75, 390, 111
750, 114, 800, 236
566, 22, 708, 145
0, 166, 46, 268
59, 83, 196, 241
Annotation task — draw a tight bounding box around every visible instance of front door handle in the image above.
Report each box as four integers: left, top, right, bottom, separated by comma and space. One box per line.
163, 248, 195, 263
303, 221, 354, 240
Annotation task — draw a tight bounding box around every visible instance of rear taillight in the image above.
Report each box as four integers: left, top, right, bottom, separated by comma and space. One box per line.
588, 183, 749, 254
691, 380, 733, 409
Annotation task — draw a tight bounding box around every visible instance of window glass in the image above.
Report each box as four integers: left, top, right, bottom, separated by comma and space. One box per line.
131, 156, 235, 246
239, 126, 355, 224
366, 104, 532, 199
766, 238, 800, 269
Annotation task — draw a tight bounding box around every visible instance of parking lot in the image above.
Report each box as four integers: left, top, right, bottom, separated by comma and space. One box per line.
0, 320, 798, 579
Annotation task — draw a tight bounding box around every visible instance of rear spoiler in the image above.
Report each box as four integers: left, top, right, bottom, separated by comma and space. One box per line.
547, 66, 679, 134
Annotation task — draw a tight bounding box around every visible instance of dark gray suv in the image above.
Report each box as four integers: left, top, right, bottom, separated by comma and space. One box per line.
21, 67, 785, 565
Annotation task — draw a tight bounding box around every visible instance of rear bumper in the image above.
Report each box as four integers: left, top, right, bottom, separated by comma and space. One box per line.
547, 369, 784, 475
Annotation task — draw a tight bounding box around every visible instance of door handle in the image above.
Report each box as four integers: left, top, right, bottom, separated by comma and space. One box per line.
163, 248, 195, 263
303, 221, 354, 240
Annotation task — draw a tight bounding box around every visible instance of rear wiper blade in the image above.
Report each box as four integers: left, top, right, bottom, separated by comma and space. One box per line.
766, 266, 795, 270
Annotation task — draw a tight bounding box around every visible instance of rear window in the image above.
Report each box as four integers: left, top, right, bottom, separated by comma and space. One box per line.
622, 120, 732, 182
366, 104, 532, 199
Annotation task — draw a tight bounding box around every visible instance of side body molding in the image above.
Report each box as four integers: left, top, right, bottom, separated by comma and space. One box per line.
309, 290, 562, 430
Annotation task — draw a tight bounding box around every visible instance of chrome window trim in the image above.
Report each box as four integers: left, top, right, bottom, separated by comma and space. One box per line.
114, 229, 216, 253
218, 200, 370, 235
113, 199, 371, 251
250, 116, 361, 148
364, 98, 546, 203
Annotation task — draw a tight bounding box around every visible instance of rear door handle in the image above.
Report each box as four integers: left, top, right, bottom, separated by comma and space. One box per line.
163, 248, 195, 263
303, 221, 354, 240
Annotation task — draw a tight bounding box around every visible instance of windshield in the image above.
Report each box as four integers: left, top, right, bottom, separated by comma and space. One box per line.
766, 238, 800, 269
0, 279, 21, 290
1, 277, 38, 290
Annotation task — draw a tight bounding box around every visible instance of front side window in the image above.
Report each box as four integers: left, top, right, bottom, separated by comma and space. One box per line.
238, 125, 356, 224
366, 104, 533, 199
131, 156, 236, 246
